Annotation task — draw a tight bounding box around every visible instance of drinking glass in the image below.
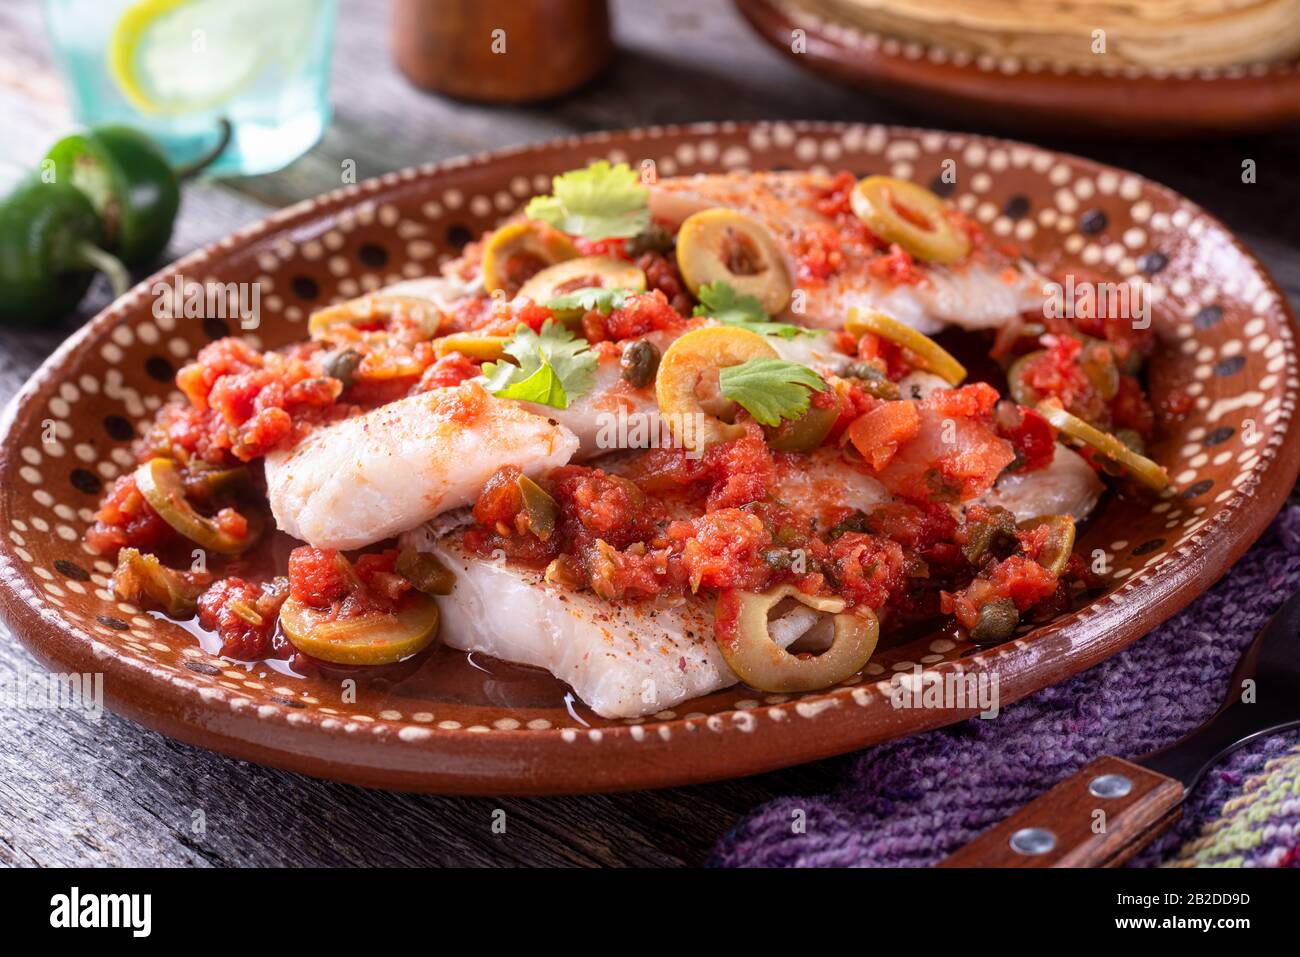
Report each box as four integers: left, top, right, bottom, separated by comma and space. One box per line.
42, 0, 338, 177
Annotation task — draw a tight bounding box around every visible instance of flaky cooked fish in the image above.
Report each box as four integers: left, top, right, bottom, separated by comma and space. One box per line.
266, 383, 579, 549
651, 172, 1044, 334
401, 525, 832, 719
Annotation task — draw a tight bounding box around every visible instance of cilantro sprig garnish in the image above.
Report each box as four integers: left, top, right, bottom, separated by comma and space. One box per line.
480, 320, 597, 410
693, 281, 822, 339
525, 161, 650, 240
544, 287, 636, 315
718, 358, 827, 426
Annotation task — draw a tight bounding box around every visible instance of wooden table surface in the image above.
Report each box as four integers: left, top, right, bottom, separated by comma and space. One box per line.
1, 0, 1298, 867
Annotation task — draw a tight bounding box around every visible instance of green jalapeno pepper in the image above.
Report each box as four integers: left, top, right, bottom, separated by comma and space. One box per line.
43, 118, 231, 267
0, 175, 129, 326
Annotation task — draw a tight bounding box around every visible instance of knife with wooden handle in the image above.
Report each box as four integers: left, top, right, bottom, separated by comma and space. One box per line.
939, 586, 1300, 867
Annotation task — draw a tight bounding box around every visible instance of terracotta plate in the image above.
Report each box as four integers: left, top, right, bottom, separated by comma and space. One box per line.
736, 0, 1300, 138
1, 122, 1297, 794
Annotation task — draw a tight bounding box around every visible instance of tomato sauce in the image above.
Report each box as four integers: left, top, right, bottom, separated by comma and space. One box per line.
84, 165, 1162, 675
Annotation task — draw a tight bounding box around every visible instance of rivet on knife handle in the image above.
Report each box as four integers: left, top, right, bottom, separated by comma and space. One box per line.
937, 756, 1183, 868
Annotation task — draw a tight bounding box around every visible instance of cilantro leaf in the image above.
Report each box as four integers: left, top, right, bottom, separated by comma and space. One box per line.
718, 358, 826, 427
480, 320, 597, 410
692, 281, 822, 339
525, 161, 650, 240
493, 362, 568, 406
544, 286, 635, 315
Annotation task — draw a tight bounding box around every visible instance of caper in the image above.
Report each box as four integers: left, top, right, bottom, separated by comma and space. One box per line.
620, 339, 661, 389
323, 348, 363, 388
188, 465, 252, 501
960, 507, 1017, 565
843, 362, 901, 399
969, 597, 1019, 645
625, 223, 674, 257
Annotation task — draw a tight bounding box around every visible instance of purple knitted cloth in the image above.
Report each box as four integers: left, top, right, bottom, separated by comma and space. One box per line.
712, 506, 1300, 867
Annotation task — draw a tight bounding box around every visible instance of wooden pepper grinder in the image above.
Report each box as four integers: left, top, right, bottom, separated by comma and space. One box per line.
392, 0, 613, 103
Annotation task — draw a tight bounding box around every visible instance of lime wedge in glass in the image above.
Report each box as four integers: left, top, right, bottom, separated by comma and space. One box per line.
109, 0, 313, 115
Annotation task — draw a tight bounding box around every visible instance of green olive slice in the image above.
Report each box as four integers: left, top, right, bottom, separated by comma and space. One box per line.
134, 458, 262, 554
764, 400, 838, 452
1005, 349, 1045, 407
846, 307, 967, 384
191, 465, 253, 499
1010, 342, 1119, 409
517, 474, 558, 540
482, 221, 580, 295
279, 594, 440, 666
396, 548, 456, 596
307, 294, 442, 341
1018, 514, 1076, 577
1080, 339, 1120, 402
655, 326, 778, 452
850, 175, 971, 264
433, 333, 510, 361
111, 547, 204, 617
1036, 399, 1168, 491
676, 208, 792, 314
715, 586, 880, 693
517, 255, 645, 316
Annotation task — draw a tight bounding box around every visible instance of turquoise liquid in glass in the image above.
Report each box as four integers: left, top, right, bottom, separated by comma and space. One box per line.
42, 0, 338, 177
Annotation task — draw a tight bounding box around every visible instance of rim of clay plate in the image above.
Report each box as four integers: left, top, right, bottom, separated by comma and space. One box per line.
0, 121, 1296, 794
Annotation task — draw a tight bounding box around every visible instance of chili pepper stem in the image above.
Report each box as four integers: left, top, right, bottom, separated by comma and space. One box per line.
175, 117, 233, 181
73, 240, 131, 299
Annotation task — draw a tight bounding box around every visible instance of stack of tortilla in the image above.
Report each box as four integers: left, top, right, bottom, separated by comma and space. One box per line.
794, 0, 1300, 68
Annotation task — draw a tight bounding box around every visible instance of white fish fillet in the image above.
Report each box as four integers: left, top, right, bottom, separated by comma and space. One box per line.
402, 527, 821, 719
978, 443, 1103, 523
770, 448, 891, 523
767, 331, 855, 376
399, 449, 885, 717
266, 384, 579, 549
651, 172, 1043, 335
516, 327, 682, 459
